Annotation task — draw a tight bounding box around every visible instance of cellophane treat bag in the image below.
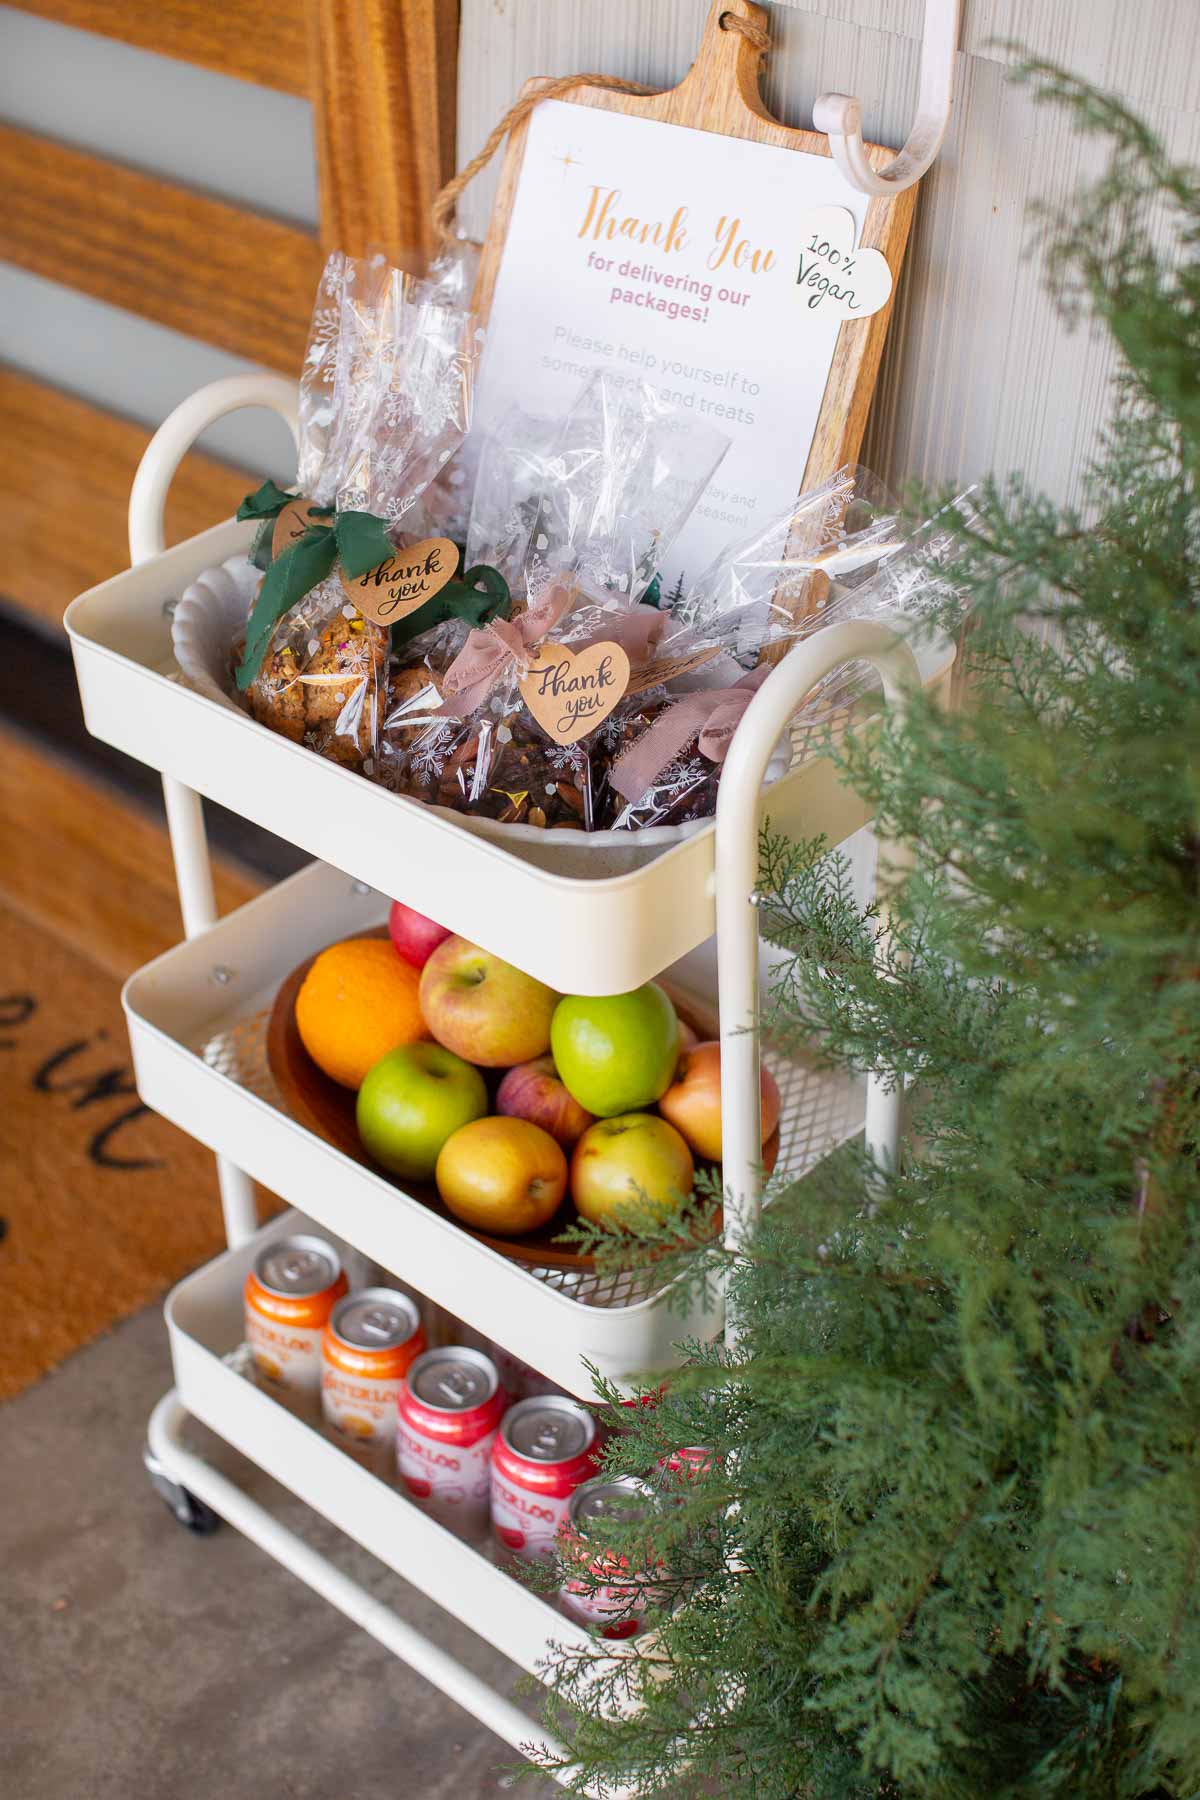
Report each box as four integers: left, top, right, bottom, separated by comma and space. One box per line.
239, 249, 479, 775
382, 372, 729, 828
374, 405, 560, 794
595, 466, 953, 831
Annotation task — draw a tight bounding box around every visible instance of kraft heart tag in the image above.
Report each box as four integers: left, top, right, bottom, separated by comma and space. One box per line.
794, 206, 893, 321
341, 537, 458, 625
272, 497, 324, 557
520, 640, 632, 747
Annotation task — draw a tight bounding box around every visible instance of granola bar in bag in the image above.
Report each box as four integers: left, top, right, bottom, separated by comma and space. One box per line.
239, 252, 479, 773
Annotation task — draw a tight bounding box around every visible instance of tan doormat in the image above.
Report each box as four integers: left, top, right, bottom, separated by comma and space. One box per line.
0, 901, 249, 1400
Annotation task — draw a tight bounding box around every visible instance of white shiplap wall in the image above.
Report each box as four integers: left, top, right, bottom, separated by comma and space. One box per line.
455, 0, 1200, 506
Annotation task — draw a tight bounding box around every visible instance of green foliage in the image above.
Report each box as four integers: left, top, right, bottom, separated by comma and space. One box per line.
531, 65, 1200, 1800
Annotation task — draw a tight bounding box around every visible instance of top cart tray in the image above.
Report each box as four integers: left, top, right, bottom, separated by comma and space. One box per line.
67, 517, 953, 995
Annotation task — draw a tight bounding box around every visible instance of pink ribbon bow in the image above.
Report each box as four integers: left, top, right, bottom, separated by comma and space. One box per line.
609, 665, 771, 804
438, 591, 668, 722
437, 581, 576, 719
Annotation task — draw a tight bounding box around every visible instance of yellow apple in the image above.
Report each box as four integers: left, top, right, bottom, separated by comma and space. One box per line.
570, 1113, 694, 1226
436, 1116, 567, 1236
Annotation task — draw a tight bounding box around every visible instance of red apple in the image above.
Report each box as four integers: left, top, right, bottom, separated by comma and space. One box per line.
388, 900, 452, 970
657, 1041, 780, 1164
496, 1055, 595, 1149
420, 937, 559, 1068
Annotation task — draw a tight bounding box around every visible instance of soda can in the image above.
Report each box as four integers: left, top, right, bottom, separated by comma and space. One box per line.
485, 1339, 559, 1403
656, 1445, 715, 1491
321, 1288, 426, 1465
491, 1395, 598, 1563
558, 1475, 663, 1640
396, 1346, 508, 1540
244, 1234, 347, 1405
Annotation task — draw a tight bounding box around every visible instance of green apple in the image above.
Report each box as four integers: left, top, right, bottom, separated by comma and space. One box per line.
551, 984, 679, 1117
570, 1113, 695, 1226
356, 1042, 487, 1181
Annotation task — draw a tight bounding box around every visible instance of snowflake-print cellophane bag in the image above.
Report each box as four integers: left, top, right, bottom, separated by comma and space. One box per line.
382, 371, 728, 829
597, 469, 979, 831
374, 405, 558, 797
243, 250, 479, 776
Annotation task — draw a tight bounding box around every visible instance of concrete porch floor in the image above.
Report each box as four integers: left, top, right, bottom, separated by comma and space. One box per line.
0, 1303, 565, 1799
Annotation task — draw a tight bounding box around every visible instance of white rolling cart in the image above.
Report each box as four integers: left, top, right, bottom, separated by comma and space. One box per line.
65, 375, 945, 1791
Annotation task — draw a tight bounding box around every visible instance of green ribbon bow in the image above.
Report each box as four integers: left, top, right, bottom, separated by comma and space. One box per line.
388, 563, 512, 651
236, 479, 334, 573
236, 505, 397, 690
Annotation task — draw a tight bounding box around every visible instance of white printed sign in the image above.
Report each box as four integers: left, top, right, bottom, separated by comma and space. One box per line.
476, 101, 891, 592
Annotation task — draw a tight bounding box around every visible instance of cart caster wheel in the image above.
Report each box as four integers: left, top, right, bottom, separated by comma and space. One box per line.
144, 1445, 221, 1534
167, 1486, 221, 1534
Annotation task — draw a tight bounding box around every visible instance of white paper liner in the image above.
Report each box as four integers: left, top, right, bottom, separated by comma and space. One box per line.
172, 555, 259, 714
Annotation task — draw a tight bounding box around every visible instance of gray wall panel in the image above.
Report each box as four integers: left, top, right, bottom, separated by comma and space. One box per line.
0, 264, 299, 479
0, 7, 318, 223
0, 5, 316, 478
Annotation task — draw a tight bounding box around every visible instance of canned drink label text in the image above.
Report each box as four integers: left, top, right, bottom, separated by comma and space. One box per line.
246, 1314, 324, 1391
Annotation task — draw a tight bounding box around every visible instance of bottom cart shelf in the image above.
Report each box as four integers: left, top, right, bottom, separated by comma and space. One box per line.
165, 1206, 592, 1677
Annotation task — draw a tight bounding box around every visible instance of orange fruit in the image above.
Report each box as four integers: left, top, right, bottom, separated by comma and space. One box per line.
294, 938, 426, 1089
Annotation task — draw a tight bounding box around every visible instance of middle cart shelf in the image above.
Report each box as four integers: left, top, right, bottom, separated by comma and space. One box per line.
125, 859, 866, 1397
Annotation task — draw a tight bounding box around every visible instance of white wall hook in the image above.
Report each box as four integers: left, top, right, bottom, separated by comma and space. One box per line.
812, 0, 962, 197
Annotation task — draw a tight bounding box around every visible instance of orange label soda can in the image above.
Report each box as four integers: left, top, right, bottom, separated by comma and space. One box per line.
321, 1288, 426, 1463
244, 1234, 347, 1403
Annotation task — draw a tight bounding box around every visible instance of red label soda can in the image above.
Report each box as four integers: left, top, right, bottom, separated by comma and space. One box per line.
656, 1445, 715, 1490
321, 1288, 425, 1466
485, 1338, 558, 1403
396, 1346, 508, 1540
244, 1234, 347, 1405
491, 1395, 598, 1563
558, 1475, 663, 1640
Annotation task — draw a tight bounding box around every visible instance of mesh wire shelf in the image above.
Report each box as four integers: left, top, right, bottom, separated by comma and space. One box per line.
195, 1006, 862, 1312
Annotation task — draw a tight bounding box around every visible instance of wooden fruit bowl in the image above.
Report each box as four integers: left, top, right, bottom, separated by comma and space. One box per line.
266, 929, 725, 1274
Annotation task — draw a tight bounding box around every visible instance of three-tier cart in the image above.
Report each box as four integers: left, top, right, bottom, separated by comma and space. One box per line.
65, 372, 951, 1792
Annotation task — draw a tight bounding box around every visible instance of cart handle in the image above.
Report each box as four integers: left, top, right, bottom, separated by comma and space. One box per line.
128, 373, 300, 568
714, 618, 921, 1296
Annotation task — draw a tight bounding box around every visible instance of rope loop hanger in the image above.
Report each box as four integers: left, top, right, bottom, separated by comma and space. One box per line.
812, 0, 963, 196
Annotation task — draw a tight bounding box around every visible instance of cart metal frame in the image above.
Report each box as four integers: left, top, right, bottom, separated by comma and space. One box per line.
104, 373, 914, 1791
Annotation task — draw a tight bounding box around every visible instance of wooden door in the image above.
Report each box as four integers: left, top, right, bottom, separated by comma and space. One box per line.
0, 4, 461, 1388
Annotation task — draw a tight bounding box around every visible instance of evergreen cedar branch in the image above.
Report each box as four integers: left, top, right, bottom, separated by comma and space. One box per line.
527, 63, 1200, 1800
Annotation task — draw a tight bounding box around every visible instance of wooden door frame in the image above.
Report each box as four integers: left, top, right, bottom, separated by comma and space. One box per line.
309, 0, 460, 263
